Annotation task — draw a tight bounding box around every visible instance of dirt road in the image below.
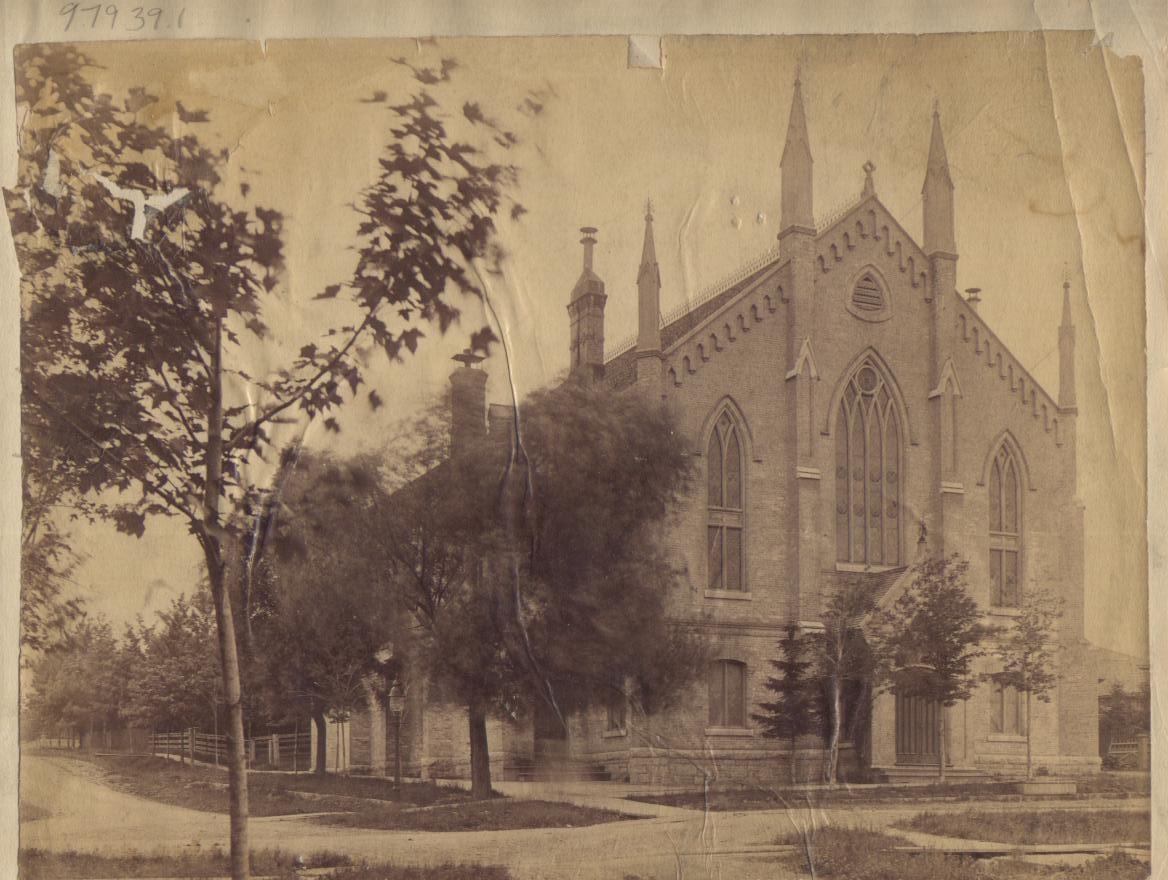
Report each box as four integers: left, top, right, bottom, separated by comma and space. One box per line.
19, 754, 1150, 880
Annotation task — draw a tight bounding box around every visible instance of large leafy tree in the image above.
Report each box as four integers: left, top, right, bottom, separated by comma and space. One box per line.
250, 450, 403, 774
380, 380, 708, 798
27, 614, 129, 747
993, 588, 1063, 779
123, 593, 222, 740
8, 45, 520, 879
871, 554, 995, 781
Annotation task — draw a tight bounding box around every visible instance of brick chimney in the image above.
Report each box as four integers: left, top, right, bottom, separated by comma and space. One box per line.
449, 349, 487, 457
567, 226, 607, 383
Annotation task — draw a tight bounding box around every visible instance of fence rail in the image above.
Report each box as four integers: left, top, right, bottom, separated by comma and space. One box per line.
151, 729, 312, 771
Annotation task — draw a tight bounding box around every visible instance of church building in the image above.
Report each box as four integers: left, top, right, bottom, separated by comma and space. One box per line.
349, 75, 1099, 784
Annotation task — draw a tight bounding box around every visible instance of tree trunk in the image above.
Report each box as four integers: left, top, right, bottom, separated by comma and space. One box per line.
825, 676, 842, 786
313, 711, 328, 775
937, 707, 947, 783
790, 734, 798, 785
468, 703, 492, 800
206, 559, 250, 880
1025, 691, 1033, 780
203, 311, 250, 880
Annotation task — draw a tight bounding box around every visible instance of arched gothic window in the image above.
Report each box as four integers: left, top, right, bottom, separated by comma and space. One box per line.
835, 360, 901, 565
707, 411, 744, 592
989, 445, 1022, 607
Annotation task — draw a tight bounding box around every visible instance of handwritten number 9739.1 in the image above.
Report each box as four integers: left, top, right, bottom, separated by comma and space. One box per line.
60, 4, 186, 31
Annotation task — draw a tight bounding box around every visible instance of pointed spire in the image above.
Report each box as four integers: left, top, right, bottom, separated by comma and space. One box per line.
637, 198, 661, 354
922, 103, 956, 256
780, 71, 814, 234
638, 199, 658, 275
925, 101, 954, 189
1059, 277, 1077, 411
782, 73, 812, 167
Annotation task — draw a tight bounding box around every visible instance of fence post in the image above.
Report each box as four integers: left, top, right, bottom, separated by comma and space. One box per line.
248, 738, 256, 767
188, 728, 195, 765
271, 733, 280, 768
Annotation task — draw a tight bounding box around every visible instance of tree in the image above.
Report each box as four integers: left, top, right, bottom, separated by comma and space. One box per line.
27, 615, 128, 747
815, 581, 876, 785
123, 593, 222, 744
9, 45, 521, 879
752, 624, 818, 782
250, 450, 403, 774
379, 380, 707, 798
21, 508, 84, 657
994, 588, 1063, 778
1098, 681, 1150, 767
871, 554, 995, 781
21, 410, 87, 657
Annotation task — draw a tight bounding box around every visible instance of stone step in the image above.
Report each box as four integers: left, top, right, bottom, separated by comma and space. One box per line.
503, 756, 612, 782
875, 765, 990, 784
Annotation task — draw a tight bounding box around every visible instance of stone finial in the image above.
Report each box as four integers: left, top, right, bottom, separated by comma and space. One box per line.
862, 160, 876, 196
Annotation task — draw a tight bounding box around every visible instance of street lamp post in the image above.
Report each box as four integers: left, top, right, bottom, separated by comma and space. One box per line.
388, 682, 405, 790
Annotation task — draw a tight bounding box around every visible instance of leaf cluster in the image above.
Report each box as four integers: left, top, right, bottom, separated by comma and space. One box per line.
871, 554, 996, 707
377, 381, 706, 727
993, 588, 1063, 701
247, 450, 404, 723
9, 45, 523, 560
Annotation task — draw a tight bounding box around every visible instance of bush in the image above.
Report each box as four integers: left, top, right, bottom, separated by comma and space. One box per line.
1056, 852, 1149, 880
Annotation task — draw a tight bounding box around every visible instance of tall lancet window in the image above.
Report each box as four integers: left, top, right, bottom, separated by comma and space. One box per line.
989, 445, 1022, 607
835, 360, 901, 566
707, 412, 745, 592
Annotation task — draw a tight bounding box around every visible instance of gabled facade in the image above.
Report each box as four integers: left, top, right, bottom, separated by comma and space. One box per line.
562, 77, 1097, 784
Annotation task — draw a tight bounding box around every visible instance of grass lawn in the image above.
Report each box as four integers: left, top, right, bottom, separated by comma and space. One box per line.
631, 773, 1150, 811
894, 809, 1151, 845
315, 798, 633, 832
54, 753, 631, 831
777, 827, 1148, 880
18, 848, 510, 879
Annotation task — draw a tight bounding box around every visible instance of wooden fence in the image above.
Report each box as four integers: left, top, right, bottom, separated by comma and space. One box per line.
1107, 735, 1151, 771
151, 729, 312, 771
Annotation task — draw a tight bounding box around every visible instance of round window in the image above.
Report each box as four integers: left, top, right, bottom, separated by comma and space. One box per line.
857, 365, 879, 393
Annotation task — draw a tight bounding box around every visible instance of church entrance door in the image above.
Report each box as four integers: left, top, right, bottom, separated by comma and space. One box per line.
895, 692, 944, 765
532, 700, 568, 766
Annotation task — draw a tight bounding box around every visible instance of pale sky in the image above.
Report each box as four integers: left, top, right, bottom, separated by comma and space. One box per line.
39, 34, 1145, 655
